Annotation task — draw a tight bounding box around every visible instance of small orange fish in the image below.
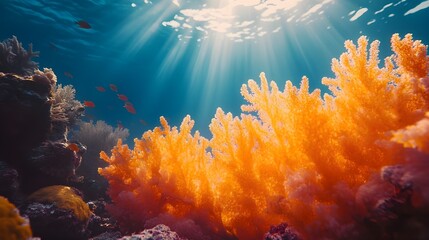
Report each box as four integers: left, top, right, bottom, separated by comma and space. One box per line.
109, 84, 118, 92
76, 20, 91, 29
84, 101, 95, 108
67, 143, 79, 152
96, 86, 106, 92
124, 103, 136, 114
64, 71, 74, 79
117, 94, 128, 101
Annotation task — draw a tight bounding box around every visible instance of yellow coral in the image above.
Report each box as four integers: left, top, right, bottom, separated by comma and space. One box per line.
0, 196, 32, 240
100, 34, 429, 239
27, 185, 91, 222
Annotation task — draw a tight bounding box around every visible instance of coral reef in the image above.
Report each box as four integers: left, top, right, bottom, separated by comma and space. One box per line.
0, 196, 32, 240
0, 36, 88, 194
22, 185, 91, 240
0, 36, 39, 76
72, 120, 129, 200
100, 33, 429, 239
0, 36, 97, 239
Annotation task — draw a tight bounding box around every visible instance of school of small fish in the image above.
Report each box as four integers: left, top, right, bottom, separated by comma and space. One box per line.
62, 20, 147, 130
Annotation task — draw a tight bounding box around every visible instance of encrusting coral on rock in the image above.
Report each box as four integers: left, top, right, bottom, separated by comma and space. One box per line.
100, 33, 429, 239
22, 185, 91, 240
0, 196, 32, 240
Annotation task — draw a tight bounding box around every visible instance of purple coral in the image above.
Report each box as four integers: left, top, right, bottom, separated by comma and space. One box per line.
356, 160, 429, 239
264, 223, 301, 240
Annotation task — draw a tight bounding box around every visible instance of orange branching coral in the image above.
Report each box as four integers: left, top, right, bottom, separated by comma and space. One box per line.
100, 34, 429, 240
100, 116, 233, 239
210, 76, 336, 238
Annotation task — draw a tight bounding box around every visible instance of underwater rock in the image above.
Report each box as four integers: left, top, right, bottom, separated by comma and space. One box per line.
73, 177, 109, 201
87, 199, 111, 217
32, 68, 57, 92
0, 73, 51, 162
87, 214, 119, 238
0, 161, 21, 203
86, 200, 119, 238
23, 202, 87, 240
0, 35, 39, 76
23, 141, 84, 193
90, 231, 121, 240
22, 185, 91, 240
118, 224, 186, 240
263, 223, 301, 240
0, 196, 32, 240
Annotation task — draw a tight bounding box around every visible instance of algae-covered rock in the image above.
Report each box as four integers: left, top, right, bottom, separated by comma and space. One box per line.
23, 185, 91, 240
